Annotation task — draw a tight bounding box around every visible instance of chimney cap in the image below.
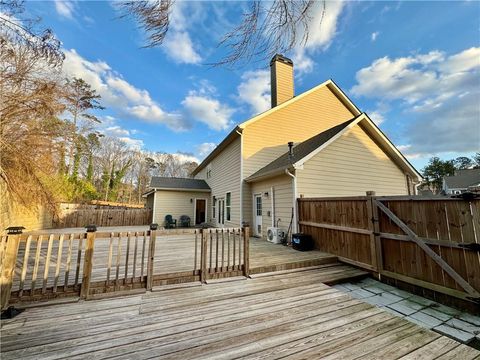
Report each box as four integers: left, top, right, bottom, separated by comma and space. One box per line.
270, 54, 293, 67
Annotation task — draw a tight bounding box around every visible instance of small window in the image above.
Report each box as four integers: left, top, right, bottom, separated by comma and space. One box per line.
256, 196, 262, 216
226, 192, 231, 221
212, 197, 216, 218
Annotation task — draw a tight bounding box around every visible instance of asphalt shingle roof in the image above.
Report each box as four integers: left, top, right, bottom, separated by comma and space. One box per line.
444, 169, 480, 189
246, 117, 358, 181
149, 177, 211, 190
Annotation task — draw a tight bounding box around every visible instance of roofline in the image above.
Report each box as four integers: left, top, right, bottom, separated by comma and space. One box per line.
246, 113, 423, 183
192, 79, 362, 176
238, 79, 361, 129
358, 114, 423, 181
146, 187, 211, 193
191, 126, 242, 176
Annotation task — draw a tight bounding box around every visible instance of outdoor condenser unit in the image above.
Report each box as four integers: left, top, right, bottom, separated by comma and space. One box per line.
267, 227, 286, 244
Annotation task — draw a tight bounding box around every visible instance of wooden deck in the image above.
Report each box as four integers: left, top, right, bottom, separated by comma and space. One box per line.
2, 266, 478, 360
11, 233, 336, 292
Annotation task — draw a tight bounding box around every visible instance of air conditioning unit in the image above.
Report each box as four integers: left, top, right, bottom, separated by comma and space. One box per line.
267, 227, 286, 244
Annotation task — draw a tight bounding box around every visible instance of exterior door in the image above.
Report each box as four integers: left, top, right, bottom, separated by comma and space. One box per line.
254, 194, 262, 236
195, 199, 206, 225
218, 199, 225, 227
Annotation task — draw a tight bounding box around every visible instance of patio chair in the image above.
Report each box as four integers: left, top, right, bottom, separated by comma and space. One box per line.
164, 215, 177, 229
179, 215, 191, 228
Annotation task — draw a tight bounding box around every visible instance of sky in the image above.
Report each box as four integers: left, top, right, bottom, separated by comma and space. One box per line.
25, 0, 480, 170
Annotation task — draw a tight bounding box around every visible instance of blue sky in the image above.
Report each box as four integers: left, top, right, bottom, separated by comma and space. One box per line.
27, 1, 480, 169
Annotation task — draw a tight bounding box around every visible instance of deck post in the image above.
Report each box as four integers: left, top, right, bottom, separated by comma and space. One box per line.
200, 229, 208, 283
80, 226, 97, 300
146, 224, 158, 290
243, 226, 250, 278
366, 191, 382, 278
1, 228, 22, 311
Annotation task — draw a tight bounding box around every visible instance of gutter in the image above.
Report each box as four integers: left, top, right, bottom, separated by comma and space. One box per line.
285, 168, 298, 234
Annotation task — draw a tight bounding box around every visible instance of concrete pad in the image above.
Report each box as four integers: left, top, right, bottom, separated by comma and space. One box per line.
332, 284, 351, 292
409, 295, 436, 307
363, 285, 385, 294
343, 283, 361, 291
395, 299, 425, 312
374, 282, 397, 292
447, 318, 480, 335
457, 313, 480, 327
388, 288, 414, 299
408, 311, 444, 329
434, 324, 476, 343
383, 307, 405, 318
421, 307, 453, 322
349, 288, 376, 299
364, 293, 401, 307
408, 316, 435, 330
387, 302, 418, 316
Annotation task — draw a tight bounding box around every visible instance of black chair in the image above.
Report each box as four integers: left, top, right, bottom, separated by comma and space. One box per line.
179, 215, 191, 228
165, 215, 177, 229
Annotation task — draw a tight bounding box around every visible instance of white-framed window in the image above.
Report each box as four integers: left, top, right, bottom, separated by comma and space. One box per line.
212, 196, 216, 218
206, 164, 212, 179
226, 192, 231, 221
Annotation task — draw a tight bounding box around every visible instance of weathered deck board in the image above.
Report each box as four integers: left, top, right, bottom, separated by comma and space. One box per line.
1, 267, 478, 360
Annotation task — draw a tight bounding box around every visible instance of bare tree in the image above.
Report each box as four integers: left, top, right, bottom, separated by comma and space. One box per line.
120, 0, 324, 66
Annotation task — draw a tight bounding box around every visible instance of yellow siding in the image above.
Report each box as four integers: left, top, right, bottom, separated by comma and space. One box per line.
297, 125, 408, 197
250, 174, 293, 238
153, 190, 209, 226
195, 137, 241, 226
271, 61, 294, 106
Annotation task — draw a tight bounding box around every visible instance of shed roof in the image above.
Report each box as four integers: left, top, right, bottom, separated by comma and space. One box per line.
149, 177, 211, 191
245, 117, 357, 182
444, 169, 480, 189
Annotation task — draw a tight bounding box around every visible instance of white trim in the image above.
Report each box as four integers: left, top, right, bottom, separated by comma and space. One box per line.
147, 187, 211, 193
152, 191, 157, 224
238, 80, 361, 129
236, 129, 244, 225
271, 186, 275, 227
193, 198, 208, 225
253, 193, 263, 237
225, 191, 232, 222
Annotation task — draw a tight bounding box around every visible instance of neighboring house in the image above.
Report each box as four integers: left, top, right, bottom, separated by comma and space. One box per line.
443, 169, 480, 195
145, 54, 422, 236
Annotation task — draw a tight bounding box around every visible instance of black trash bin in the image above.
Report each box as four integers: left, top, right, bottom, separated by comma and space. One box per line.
292, 233, 313, 251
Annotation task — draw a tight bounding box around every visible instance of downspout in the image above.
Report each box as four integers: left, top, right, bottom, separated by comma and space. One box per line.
235, 128, 244, 226
152, 190, 157, 224
285, 168, 298, 235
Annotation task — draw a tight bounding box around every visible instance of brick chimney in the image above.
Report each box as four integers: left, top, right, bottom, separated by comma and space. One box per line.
270, 54, 294, 108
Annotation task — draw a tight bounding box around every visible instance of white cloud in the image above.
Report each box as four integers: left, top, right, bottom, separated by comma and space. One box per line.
351, 47, 480, 155
118, 137, 144, 150
237, 70, 271, 115
160, 1, 202, 64
196, 142, 216, 158
62, 49, 190, 131
55, 1, 75, 19
368, 111, 384, 125
163, 32, 202, 64
182, 90, 234, 131
291, 1, 346, 75
371, 32, 379, 42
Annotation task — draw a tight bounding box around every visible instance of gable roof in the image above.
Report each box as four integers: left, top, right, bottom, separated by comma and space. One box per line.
444, 169, 480, 189
245, 113, 423, 183
148, 177, 211, 191
191, 79, 360, 176
245, 117, 358, 182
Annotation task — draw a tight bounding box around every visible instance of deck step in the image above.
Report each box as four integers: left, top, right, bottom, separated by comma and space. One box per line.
249, 256, 338, 275
205, 276, 247, 284
249, 263, 341, 279
151, 281, 203, 292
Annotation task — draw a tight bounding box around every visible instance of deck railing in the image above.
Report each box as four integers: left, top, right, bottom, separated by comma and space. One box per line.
0, 226, 249, 308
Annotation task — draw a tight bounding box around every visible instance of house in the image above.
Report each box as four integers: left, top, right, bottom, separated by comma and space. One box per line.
145, 54, 422, 237
443, 169, 480, 195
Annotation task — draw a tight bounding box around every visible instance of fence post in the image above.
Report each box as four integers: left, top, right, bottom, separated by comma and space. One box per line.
1, 227, 23, 311
243, 226, 250, 278
200, 229, 208, 283
146, 224, 158, 291
366, 191, 383, 278
80, 225, 96, 299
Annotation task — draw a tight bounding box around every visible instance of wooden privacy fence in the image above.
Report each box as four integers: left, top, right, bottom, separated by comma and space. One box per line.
53, 208, 152, 228
0, 227, 249, 308
298, 194, 480, 304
